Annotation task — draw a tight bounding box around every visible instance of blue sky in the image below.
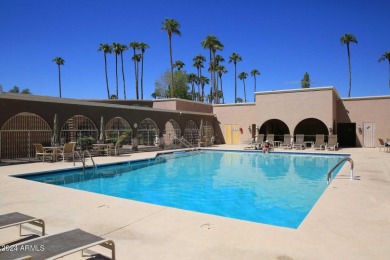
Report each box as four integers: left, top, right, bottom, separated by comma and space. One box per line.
1, 0, 389, 102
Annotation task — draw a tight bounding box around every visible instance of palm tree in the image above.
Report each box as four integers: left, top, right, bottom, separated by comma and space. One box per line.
187, 73, 197, 100
132, 54, 142, 100
217, 65, 227, 104
193, 54, 206, 77
229, 53, 242, 103
119, 44, 128, 99
129, 41, 140, 99
214, 55, 225, 103
201, 35, 223, 103
161, 18, 181, 98
250, 69, 260, 102
198, 75, 209, 102
173, 60, 185, 71
340, 34, 358, 97
138, 42, 149, 99
238, 72, 248, 102
112, 42, 122, 98
98, 44, 112, 98
378, 51, 390, 88
52, 57, 65, 97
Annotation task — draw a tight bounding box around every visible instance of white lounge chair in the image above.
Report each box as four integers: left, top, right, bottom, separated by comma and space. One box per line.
293, 134, 305, 150
327, 135, 338, 150
314, 134, 325, 150
280, 134, 292, 149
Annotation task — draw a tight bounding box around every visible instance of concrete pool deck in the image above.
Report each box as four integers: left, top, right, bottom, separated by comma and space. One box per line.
0, 146, 389, 259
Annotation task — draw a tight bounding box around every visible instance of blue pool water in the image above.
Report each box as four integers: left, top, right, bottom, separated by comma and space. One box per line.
19, 151, 347, 228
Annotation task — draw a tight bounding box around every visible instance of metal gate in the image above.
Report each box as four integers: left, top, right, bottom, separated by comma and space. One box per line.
363, 122, 376, 148
60, 115, 98, 144
105, 117, 132, 144
0, 112, 52, 161
183, 120, 199, 145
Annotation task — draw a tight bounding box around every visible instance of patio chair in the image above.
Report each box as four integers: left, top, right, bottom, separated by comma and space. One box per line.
109, 139, 123, 156
326, 135, 338, 150
280, 134, 293, 149
33, 143, 54, 162
0, 212, 45, 237
199, 136, 207, 147
313, 134, 325, 150
0, 228, 116, 260
59, 142, 77, 162
378, 138, 385, 152
293, 134, 305, 150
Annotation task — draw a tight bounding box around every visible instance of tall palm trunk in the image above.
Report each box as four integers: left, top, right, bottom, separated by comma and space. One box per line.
115, 54, 119, 98
234, 62, 237, 103
57, 65, 62, 98
209, 51, 213, 104
104, 53, 110, 98
141, 52, 145, 99
121, 52, 126, 99
169, 35, 174, 97
253, 76, 257, 102
220, 74, 225, 104
243, 79, 247, 102
347, 43, 352, 97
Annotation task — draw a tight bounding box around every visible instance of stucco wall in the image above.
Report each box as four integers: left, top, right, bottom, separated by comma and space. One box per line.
213, 103, 256, 143
338, 97, 390, 147
254, 88, 334, 133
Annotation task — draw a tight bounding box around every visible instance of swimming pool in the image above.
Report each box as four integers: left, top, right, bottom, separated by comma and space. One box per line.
19, 151, 348, 228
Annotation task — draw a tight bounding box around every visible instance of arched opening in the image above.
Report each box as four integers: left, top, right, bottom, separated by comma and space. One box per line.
259, 119, 289, 142
183, 120, 199, 145
294, 118, 328, 142
163, 119, 181, 146
138, 118, 159, 146
0, 112, 52, 161
61, 115, 98, 149
202, 121, 214, 146
105, 117, 132, 144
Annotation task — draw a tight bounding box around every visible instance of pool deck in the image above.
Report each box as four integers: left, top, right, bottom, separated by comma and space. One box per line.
0, 145, 389, 259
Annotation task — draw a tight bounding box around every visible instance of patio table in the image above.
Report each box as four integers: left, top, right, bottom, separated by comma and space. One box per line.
92, 143, 112, 156
43, 146, 63, 162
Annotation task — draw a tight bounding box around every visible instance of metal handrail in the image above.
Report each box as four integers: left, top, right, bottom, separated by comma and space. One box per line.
327, 157, 354, 185
73, 151, 84, 168
82, 150, 96, 169
174, 137, 197, 152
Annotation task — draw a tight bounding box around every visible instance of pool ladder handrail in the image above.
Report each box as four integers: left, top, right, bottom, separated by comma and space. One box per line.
327, 157, 354, 185
174, 137, 198, 153
73, 150, 96, 169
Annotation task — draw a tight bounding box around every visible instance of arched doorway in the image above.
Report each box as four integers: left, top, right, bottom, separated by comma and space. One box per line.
0, 112, 52, 161
105, 117, 132, 144
60, 115, 98, 148
138, 118, 159, 146
164, 119, 181, 145
294, 118, 328, 142
259, 119, 289, 141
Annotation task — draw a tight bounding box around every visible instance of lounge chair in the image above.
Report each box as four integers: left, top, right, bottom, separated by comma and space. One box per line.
58, 142, 77, 162
280, 134, 293, 149
0, 228, 115, 260
326, 135, 338, 150
255, 134, 265, 148
265, 134, 274, 147
33, 143, 54, 162
0, 212, 45, 237
313, 134, 325, 150
293, 134, 305, 150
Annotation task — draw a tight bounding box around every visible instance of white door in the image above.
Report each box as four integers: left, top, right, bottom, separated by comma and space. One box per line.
363, 122, 375, 147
